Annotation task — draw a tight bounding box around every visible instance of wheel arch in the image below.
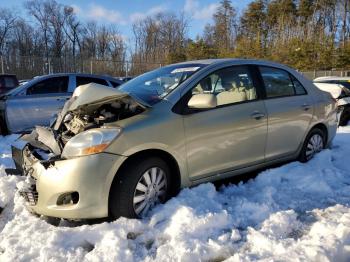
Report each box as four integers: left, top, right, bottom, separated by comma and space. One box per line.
108, 149, 182, 207
310, 122, 328, 144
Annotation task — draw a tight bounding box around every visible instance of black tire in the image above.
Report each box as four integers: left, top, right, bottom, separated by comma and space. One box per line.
109, 157, 172, 219
298, 128, 326, 163
339, 109, 350, 126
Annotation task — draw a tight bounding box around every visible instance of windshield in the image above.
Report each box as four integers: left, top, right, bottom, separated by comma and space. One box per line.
120, 63, 206, 105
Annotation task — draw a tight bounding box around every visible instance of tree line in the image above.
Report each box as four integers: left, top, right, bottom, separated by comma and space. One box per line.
188, 0, 350, 71
1, 0, 350, 78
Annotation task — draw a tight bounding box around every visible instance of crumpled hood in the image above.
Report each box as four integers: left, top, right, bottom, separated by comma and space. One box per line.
53, 83, 150, 130
68, 83, 150, 111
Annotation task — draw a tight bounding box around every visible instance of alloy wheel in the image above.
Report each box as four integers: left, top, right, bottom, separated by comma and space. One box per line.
133, 167, 167, 217
306, 134, 324, 160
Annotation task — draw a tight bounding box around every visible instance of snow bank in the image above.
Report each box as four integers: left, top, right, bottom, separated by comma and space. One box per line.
1, 129, 350, 261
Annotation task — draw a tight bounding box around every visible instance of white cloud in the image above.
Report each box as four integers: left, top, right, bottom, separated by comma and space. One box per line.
86, 4, 126, 24
129, 5, 167, 23
184, 0, 219, 20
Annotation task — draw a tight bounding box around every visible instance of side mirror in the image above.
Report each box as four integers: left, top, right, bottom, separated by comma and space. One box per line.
188, 94, 217, 109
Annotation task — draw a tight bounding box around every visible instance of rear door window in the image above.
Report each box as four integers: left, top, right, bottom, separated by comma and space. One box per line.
259, 66, 307, 98
26, 77, 69, 95
76, 76, 108, 87
259, 67, 295, 98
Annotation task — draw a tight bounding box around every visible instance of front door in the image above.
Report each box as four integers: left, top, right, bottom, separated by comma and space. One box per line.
182, 65, 268, 180
6, 76, 70, 133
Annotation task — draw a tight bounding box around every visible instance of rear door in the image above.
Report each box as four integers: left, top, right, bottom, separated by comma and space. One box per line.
6, 76, 70, 132
258, 66, 313, 160
182, 65, 268, 180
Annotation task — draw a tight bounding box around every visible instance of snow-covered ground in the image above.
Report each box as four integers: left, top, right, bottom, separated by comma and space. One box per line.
1, 128, 350, 262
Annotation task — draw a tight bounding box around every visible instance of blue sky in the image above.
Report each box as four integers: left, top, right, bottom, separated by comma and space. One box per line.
4, 0, 252, 41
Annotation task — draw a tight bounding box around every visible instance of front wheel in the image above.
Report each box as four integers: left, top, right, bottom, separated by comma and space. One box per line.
298, 128, 325, 162
109, 157, 171, 219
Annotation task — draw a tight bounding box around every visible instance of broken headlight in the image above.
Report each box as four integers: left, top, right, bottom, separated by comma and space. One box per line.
61, 127, 121, 158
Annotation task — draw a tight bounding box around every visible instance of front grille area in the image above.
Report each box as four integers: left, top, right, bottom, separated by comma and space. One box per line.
20, 186, 38, 206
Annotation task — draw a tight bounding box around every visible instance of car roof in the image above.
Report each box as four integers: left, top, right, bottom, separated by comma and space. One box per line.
35, 73, 122, 82
171, 58, 295, 70
314, 76, 350, 82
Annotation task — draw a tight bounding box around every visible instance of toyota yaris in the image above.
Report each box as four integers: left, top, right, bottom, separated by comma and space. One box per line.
10, 59, 337, 220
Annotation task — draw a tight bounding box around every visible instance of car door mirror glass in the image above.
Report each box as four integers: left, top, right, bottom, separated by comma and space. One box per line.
188, 94, 217, 109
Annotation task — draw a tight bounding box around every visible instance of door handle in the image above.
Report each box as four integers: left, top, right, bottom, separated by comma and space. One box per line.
251, 111, 265, 120
301, 104, 311, 111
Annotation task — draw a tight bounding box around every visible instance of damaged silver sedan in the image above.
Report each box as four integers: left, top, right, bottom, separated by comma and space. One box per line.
10, 59, 338, 220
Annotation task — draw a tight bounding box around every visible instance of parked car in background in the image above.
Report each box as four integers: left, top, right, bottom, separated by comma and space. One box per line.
314, 76, 350, 90
0, 74, 19, 94
0, 73, 123, 134
314, 78, 350, 126
12, 59, 337, 220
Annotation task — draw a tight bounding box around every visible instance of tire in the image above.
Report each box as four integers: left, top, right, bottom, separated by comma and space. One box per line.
109, 157, 172, 219
339, 109, 350, 126
298, 128, 326, 163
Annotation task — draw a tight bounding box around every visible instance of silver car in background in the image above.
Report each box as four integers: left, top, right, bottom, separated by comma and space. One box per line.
0, 73, 123, 134
11, 59, 337, 220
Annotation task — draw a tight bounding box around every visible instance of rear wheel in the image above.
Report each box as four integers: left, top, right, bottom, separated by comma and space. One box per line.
299, 128, 325, 162
109, 157, 171, 219
339, 107, 350, 126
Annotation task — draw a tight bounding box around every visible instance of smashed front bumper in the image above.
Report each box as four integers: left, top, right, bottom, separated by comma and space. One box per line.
11, 139, 126, 219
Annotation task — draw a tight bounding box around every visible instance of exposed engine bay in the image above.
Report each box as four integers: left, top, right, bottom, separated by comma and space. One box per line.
59, 97, 143, 145
13, 83, 147, 166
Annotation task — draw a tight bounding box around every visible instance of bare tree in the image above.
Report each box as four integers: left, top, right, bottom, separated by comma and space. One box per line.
25, 0, 52, 63
63, 6, 82, 66
0, 8, 17, 53
47, 0, 67, 59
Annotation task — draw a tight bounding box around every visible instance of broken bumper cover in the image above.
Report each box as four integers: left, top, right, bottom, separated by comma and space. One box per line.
14, 145, 126, 219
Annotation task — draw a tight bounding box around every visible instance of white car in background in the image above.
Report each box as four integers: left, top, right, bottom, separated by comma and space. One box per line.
314, 77, 350, 126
